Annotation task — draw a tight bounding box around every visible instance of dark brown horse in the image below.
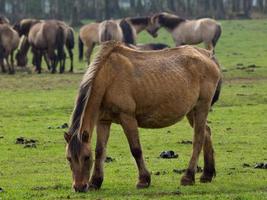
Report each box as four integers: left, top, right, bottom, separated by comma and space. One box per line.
15, 19, 74, 73
78, 16, 157, 64
64, 41, 222, 192
0, 24, 20, 74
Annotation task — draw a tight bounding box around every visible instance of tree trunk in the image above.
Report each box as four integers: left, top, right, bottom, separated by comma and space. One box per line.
243, 0, 253, 18
70, 0, 82, 26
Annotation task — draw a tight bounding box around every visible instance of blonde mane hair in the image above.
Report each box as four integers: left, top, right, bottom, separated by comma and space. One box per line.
69, 41, 121, 136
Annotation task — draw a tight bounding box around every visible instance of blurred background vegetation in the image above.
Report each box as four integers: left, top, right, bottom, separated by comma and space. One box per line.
1, 0, 267, 26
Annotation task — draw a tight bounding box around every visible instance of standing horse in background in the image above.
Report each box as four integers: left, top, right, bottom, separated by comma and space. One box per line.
27, 20, 65, 73
78, 16, 157, 64
0, 24, 20, 74
99, 20, 169, 50
64, 41, 222, 192
148, 12, 222, 52
14, 19, 75, 72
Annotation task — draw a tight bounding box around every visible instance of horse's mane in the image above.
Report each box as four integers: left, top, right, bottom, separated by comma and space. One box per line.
69, 41, 120, 137
127, 16, 149, 26
120, 19, 135, 44
156, 12, 186, 30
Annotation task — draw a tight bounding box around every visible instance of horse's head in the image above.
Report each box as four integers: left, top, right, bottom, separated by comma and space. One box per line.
16, 51, 28, 67
64, 131, 93, 192
145, 14, 163, 38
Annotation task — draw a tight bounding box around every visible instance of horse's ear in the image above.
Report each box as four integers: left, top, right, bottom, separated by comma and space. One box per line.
82, 130, 89, 143
64, 132, 71, 143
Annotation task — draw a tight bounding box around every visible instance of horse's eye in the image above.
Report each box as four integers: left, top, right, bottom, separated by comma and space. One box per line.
67, 157, 71, 162
84, 156, 90, 162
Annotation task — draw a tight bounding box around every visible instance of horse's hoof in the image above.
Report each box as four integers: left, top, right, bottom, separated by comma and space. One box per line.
136, 174, 151, 189
180, 175, 195, 186
200, 174, 213, 183
136, 181, 150, 189
88, 184, 100, 191
88, 177, 103, 190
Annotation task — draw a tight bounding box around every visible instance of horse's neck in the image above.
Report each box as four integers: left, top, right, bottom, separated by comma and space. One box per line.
131, 23, 145, 34
20, 38, 30, 55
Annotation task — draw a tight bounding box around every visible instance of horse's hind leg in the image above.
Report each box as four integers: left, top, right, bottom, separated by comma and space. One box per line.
120, 113, 151, 189
67, 48, 73, 72
10, 50, 15, 68
200, 125, 216, 183
205, 42, 214, 53
86, 42, 96, 65
6, 55, 15, 74
186, 111, 215, 184
59, 51, 66, 74
181, 104, 209, 186
44, 53, 51, 71
89, 120, 111, 190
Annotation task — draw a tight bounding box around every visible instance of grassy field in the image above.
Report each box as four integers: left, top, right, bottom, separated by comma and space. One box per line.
0, 20, 267, 200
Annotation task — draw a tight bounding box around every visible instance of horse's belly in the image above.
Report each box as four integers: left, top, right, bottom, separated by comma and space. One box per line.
136, 105, 189, 128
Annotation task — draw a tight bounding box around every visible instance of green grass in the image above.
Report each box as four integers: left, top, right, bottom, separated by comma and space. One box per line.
0, 20, 267, 200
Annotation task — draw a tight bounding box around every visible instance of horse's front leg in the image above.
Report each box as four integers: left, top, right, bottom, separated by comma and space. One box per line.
120, 113, 150, 189
89, 120, 111, 190
0, 58, 6, 73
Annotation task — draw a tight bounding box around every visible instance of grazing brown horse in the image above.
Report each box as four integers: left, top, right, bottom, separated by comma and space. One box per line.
64, 41, 222, 192
0, 24, 20, 74
148, 12, 222, 52
78, 16, 157, 63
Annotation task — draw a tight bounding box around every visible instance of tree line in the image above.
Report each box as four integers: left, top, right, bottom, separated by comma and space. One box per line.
0, 0, 266, 26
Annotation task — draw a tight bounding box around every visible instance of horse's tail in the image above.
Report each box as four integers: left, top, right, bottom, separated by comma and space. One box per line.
99, 22, 113, 42
119, 19, 135, 44
0, 43, 5, 60
66, 28, 75, 50
212, 24, 222, 47
211, 56, 222, 106
56, 25, 65, 60
78, 35, 84, 61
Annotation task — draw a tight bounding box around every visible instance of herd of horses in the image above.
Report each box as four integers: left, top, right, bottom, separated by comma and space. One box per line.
1, 12, 223, 193
0, 12, 221, 74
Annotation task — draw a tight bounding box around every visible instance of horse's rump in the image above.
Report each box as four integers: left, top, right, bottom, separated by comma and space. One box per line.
99, 20, 123, 43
